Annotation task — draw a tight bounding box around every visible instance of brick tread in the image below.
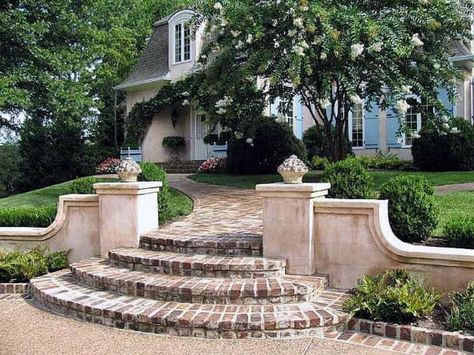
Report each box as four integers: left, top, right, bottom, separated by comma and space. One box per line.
70, 258, 312, 304
140, 232, 262, 257
108, 248, 286, 279
32, 270, 348, 338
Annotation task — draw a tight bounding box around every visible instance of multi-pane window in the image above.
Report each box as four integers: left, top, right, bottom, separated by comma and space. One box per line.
404, 97, 421, 147
278, 99, 293, 127
351, 103, 364, 148
196, 114, 207, 140
174, 22, 191, 63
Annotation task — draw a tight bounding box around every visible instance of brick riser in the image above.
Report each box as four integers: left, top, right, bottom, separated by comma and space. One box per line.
70, 259, 313, 305
31, 272, 349, 339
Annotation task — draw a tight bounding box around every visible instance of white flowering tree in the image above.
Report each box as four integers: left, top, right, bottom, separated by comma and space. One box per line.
197, 0, 472, 160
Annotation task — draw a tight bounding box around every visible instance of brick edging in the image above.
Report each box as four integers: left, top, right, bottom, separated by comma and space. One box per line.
0, 283, 31, 294
348, 317, 474, 352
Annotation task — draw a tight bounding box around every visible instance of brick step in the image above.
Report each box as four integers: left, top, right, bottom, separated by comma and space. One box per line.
108, 248, 286, 279
31, 270, 349, 339
140, 232, 262, 257
70, 258, 314, 305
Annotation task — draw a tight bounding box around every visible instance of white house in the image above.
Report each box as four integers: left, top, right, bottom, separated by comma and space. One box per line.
116, 9, 474, 163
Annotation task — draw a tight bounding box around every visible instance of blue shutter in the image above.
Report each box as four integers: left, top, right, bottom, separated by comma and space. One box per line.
294, 95, 304, 139
270, 98, 280, 116
364, 101, 379, 148
437, 88, 455, 116
386, 106, 401, 148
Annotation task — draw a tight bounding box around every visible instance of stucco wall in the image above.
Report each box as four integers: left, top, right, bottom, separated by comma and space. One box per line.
125, 87, 160, 115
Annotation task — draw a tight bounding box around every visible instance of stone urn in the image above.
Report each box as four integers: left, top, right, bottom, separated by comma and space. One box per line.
277, 155, 308, 184
116, 157, 142, 182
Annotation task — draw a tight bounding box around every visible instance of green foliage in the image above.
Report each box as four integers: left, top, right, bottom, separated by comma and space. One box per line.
0, 247, 69, 283
303, 125, 351, 160
197, 0, 472, 161
311, 156, 330, 170
162, 136, 186, 150
355, 153, 412, 170
444, 216, 474, 249
380, 175, 438, 243
70, 177, 98, 195
0, 144, 20, 196
203, 131, 231, 145
322, 158, 375, 199
412, 117, 474, 171
0, 206, 56, 228
447, 282, 474, 332
343, 270, 440, 323
227, 116, 307, 174
138, 162, 172, 224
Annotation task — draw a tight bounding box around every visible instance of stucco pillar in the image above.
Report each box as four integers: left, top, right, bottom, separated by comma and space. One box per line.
94, 182, 162, 257
255, 183, 330, 275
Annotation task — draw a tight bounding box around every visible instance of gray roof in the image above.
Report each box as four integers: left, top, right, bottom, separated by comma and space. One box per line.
115, 22, 170, 90
450, 41, 472, 58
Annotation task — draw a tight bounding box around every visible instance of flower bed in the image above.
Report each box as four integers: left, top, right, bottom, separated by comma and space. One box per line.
96, 158, 121, 174
198, 157, 227, 173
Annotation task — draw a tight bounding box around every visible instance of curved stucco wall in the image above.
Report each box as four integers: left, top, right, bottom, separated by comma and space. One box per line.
313, 199, 474, 294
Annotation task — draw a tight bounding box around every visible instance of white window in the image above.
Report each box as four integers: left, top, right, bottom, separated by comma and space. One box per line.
195, 114, 207, 140
350, 103, 364, 148
277, 99, 294, 127
402, 97, 422, 147
174, 22, 191, 64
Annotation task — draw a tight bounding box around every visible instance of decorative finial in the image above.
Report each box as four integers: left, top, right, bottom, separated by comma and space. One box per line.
277, 155, 308, 184
116, 157, 142, 182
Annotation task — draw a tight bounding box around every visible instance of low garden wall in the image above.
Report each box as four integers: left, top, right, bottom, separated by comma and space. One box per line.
257, 183, 474, 295
0, 182, 161, 262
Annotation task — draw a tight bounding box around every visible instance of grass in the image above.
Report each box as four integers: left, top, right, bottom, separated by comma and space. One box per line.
189, 170, 474, 190
434, 191, 474, 236
0, 177, 194, 225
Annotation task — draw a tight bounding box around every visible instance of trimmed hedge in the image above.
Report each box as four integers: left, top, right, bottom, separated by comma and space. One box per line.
0, 206, 57, 228
138, 162, 171, 224
70, 177, 97, 194
412, 117, 474, 171
379, 175, 438, 243
322, 158, 375, 199
227, 116, 307, 174
444, 216, 474, 249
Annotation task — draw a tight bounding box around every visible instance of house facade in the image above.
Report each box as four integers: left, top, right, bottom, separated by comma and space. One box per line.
117, 9, 474, 163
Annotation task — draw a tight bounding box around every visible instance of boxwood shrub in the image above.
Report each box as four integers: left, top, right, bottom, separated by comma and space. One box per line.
322, 158, 375, 199
70, 177, 98, 194
343, 270, 439, 323
444, 216, 474, 249
138, 162, 171, 224
0, 206, 57, 228
379, 175, 438, 243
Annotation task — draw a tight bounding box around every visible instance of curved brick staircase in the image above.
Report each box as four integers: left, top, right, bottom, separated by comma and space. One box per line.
31, 232, 349, 339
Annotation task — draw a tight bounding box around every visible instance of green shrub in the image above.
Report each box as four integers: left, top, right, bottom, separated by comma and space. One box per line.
0, 206, 57, 228
444, 216, 474, 249
311, 155, 330, 170
0, 144, 21, 196
227, 116, 307, 174
322, 158, 375, 199
379, 175, 438, 243
354, 153, 412, 170
343, 270, 440, 323
303, 124, 351, 160
447, 282, 474, 332
0, 247, 69, 283
162, 136, 186, 150
70, 177, 98, 194
138, 162, 171, 224
412, 117, 474, 171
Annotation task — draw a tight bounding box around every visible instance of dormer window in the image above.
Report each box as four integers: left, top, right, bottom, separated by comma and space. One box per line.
174, 22, 191, 63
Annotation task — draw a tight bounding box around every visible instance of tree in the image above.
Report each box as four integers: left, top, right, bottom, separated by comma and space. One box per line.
196, 0, 472, 160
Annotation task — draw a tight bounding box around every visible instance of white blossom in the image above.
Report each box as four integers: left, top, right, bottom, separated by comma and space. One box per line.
201, 54, 207, 60
433, 63, 441, 70
215, 96, 233, 109
350, 94, 363, 105
293, 17, 304, 29
246, 34, 254, 44
300, 5, 309, 11
213, 2, 223, 11
182, 91, 190, 97
274, 41, 280, 48
216, 107, 227, 115
442, 115, 449, 123
320, 52, 327, 60
245, 138, 254, 145
396, 99, 411, 115
369, 42, 383, 52
442, 122, 450, 130
450, 127, 460, 134
319, 98, 330, 108
235, 131, 243, 139
235, 40, 245, 50
412, 133, 421, 139
350, 43, 364, 59
182, 99, 190, 106
272, 19, 278, 27
411, 33, 424, 47
230, 30, 241, 38
401, 85, 412, 95
288, 29, 297, 37
275, 113, 286, 123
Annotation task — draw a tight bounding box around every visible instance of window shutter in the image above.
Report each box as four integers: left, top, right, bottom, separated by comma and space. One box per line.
270, 98, 280, 116
364, 101, 379, 148
437, 88, 455, 116
386, 107, 401, 148
294, 95, 304, 139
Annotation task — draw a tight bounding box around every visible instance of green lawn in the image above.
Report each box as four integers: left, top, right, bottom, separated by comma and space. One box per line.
0, 177, 194, 224
434, 191, 474, 235
189, 170, 474, 190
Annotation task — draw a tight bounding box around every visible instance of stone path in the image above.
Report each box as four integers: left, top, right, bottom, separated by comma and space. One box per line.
435, 182, 474, 194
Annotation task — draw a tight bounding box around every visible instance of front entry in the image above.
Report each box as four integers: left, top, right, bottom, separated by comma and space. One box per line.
192, 113, 209, 160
